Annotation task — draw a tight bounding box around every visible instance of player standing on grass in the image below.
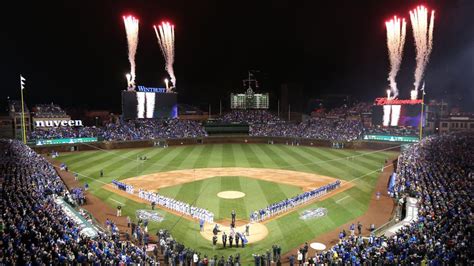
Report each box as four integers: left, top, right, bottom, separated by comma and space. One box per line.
231, 209, 236, 227
199, 218, 204, 232
222, 232, 227, 248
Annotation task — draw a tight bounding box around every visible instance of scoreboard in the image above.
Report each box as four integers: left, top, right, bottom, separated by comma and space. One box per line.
122, 89, 177, 119
230, 92, 269, 109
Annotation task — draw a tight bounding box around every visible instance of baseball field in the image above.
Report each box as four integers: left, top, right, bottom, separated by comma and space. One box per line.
57, 143, 397, 261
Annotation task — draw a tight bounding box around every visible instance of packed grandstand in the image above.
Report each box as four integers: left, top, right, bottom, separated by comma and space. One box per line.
2, 121, 472, 264
27, 109, 418, 142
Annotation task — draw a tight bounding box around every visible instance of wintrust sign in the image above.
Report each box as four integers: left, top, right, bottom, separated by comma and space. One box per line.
35, 120, 83, 127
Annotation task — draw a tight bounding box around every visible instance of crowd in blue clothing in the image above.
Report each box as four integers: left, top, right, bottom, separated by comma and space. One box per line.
0, 140, 158, 265
28, 118, 207, 141
69, 187, 86, 205
250, 180, 341, 222
2, 130, 472, 265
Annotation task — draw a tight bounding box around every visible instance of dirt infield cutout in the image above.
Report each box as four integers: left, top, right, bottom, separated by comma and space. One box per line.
217, 191, 246, 199
115, 167, 343, 192
103, 167, 354, 243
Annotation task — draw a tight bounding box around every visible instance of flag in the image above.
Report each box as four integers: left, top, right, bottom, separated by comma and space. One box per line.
20, 75, 26, 90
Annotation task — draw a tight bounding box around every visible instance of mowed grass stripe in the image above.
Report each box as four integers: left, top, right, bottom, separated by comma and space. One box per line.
59, 150, 102, 163
232, 144, 252, 168
323, 148, 379, 174
152, 145, 196, 172
243, 144, 277, 169
66, 150, 117, 170
219, 177, 246, 220
296, 147, 344, 178
108, 152, 181, 181
240, 144, 264, 168
194, 177, 222, 219
70, 151, 131, 174
328, 149, 384, 170
193, 145, 214, 169
221, 144, 236, 167
101, 149, 151, 177
131, 146, 177, 175
300, 147, 377, 180
270, 145, 320, 173
254, 144, 296, 171
178, 145, 205, 169
316, 149, 382, 186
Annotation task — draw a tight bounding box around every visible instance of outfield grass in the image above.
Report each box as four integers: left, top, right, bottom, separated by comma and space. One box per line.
58, 143, 397, 262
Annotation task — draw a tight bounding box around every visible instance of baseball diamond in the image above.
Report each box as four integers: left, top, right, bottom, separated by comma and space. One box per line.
56, 143, 397, 261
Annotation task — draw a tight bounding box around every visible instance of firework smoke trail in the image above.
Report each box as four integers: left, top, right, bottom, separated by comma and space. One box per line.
154, 21, 176, 90
385, 16, 406, 98
410, 6, 435, 97
123, 15, 139, 87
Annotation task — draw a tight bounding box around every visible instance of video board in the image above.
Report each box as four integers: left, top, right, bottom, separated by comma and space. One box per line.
122, 90, 177, 119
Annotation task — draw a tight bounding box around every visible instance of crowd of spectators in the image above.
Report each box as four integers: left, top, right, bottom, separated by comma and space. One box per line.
157, 228, 243, 265
283, 132, 473, 265
29, 127, 103, 140
219, 110, 281, 124
33, 103, 68, 118
250, 118, 364, 141
2, 129, 472, 264
27, 106, 426, 143
365, 126, 418, 137
323, 102, 372, 117
28, 118, 207, 141
0, 139, 158, 264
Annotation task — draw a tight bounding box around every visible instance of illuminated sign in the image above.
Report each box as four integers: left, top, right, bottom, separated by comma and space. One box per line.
374, 98, 423, 106
363, 135, 419, 143
137, 86, 166, 93
35, 120, 83, 127
36, 137, 98, 146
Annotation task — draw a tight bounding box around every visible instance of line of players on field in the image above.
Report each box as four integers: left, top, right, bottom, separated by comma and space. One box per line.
250, 180, 341, 222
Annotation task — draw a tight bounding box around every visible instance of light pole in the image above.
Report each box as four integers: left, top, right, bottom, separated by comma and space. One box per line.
20, 75, 26, 143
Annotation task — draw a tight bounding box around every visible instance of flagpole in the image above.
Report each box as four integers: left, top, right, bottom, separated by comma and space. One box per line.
20, 76, 27, 144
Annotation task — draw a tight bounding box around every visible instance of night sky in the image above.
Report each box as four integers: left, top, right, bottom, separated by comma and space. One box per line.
2, 0, 473, 113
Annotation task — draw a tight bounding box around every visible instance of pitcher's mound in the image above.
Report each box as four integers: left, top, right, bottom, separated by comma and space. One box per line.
217, 191, 245, 199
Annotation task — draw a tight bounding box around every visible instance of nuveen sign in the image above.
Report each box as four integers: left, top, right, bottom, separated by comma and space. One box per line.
35, 120, 83, 127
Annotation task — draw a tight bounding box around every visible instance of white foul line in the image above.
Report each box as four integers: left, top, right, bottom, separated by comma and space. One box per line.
110, 198, 125, 206
335, 195, 350, 203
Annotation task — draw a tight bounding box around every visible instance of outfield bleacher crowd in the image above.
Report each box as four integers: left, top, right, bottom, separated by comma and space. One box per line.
250, 118, 364, 141
0, 140, 158, 265
29, 118, 207, 141
33, 103, 68, 118
27, 102, 424, 143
